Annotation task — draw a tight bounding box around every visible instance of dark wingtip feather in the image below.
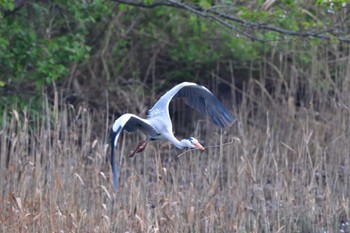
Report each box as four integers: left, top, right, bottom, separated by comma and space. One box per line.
210, 100, 235, 128
110, 127, 121, 191
110, 145, 118, 191
221, 109, 235, 127
167, 83, 236, 128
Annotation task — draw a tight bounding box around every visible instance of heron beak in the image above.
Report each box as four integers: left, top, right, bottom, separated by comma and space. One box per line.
194, 142, 205, 150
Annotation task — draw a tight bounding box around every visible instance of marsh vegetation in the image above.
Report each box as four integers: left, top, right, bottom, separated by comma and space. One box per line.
1, 69, 349, 232
1, 1, 350, 232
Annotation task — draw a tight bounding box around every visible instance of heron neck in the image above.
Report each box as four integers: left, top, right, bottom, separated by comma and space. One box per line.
164, 133, 185, 149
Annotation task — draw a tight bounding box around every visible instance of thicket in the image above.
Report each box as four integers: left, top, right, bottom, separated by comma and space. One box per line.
1, 0, 349, 122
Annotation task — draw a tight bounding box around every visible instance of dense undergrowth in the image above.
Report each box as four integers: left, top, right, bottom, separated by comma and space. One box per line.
1, 0, 349, 117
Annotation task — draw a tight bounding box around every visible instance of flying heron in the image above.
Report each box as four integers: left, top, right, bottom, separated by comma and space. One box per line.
110, 82, 235, 191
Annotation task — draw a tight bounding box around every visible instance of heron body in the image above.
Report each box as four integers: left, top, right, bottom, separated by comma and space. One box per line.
110, 82, 235, 191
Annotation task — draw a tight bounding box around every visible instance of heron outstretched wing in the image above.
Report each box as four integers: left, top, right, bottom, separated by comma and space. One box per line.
148, 82, 235, 128
110, 114, 158, 191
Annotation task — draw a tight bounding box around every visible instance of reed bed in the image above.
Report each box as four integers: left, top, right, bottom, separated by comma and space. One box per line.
0, 81, 349, 233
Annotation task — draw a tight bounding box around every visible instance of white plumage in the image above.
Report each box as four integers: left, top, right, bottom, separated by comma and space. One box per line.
110, 82, 235, 191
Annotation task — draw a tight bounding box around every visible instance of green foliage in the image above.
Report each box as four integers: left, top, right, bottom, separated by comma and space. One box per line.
0, 0, 14, 13
198, 0, 212, 9
0, 1, 112, 115
34, 35, 90, 87
1, 0, 349, 119
111, 5, 262, 82
316, 0, 347, 11
0, 16, 91, 87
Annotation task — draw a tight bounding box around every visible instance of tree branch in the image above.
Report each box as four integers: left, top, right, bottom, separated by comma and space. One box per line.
112, 0, 350, 43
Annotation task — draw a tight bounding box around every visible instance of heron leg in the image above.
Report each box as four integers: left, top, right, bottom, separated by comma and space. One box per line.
128, 141, 148, 157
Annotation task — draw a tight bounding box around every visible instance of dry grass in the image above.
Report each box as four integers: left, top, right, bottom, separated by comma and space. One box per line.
1, 77, 349, 232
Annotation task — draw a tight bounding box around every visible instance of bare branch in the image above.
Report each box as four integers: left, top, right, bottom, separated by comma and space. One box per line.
111, 0, 173, 8
112, 0, 350, 43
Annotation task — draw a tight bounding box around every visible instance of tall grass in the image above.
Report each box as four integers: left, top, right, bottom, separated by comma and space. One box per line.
1, 76, 349, 232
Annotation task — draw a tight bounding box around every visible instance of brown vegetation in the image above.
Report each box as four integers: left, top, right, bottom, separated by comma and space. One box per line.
2, 1, 350, 232
1, 63, 349, 232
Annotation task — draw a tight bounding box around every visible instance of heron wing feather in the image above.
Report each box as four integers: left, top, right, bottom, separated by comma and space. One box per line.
148, 82, 235, 128
110, 114, 158, 191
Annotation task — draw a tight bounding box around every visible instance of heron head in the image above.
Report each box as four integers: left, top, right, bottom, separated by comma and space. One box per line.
182, 137, 205, 150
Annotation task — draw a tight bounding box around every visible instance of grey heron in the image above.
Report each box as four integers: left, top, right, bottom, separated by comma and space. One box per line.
110, 82, 235, 191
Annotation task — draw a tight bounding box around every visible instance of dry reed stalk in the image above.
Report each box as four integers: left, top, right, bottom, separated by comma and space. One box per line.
0, 51, 349, 232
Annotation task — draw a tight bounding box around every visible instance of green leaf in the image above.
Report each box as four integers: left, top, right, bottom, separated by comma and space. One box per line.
0, 0, 14, 11
144, 0, 154, 5
199, 0, 211, 9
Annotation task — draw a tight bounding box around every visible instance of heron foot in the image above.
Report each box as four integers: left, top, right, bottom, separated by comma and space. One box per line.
128, 141, 148, 157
